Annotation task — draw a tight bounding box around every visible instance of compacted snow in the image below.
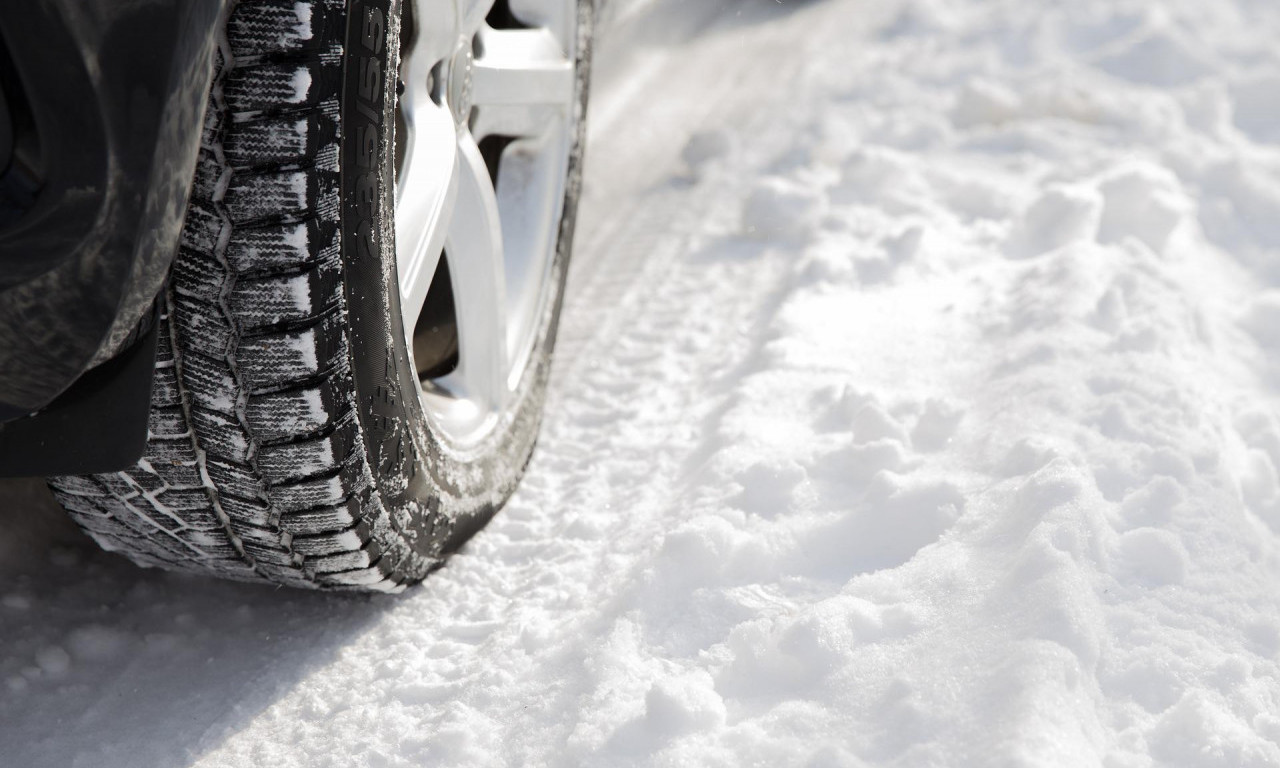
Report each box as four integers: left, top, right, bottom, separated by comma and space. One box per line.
5, 0, 1280, 764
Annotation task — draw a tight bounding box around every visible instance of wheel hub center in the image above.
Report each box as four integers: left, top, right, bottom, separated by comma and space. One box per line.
447, 38, 474, 126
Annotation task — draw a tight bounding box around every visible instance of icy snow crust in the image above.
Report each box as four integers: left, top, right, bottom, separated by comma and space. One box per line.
5, 0, 1280, 763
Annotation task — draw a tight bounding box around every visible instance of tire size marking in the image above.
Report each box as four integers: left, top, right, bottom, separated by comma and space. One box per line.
352, 2, 385, 264
344, 0, 421, 496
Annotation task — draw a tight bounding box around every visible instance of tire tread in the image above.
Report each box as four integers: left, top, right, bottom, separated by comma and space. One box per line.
48, 0, 427, 592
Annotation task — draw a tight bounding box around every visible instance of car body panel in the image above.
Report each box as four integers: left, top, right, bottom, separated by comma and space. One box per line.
0, 0, 228, 418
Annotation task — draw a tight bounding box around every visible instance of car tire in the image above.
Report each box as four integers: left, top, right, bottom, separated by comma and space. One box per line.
47, 0, 591, 591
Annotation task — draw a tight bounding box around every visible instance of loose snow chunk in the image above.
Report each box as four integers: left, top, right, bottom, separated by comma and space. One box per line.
1201, 160, 1280, 255
814, 384, 877, 432
797, 472, 963, 577
999, 437, 1059, 477
637, 672, 726, 738
1013, 460, 1087, 516
717, 598, 858, 697
912, 398, 963, 452
653, 514, 777, 589
1006, 184, 1103, 259
1110, 527, 1188, 587
1232, 73, 1280, 144
1241, 292, 1280, 351
1094, 27, 1216, 87
814, 439, 909, 488
1239, 448, 1280, 531
832, 147, 926, 209
952, 79, 1022, 128
1098, 164, 1189, 253
882, 224, 925, 263
742, 178, 823, 243
734, 458, 806, 518
851, 403, 909, 446
1148, 691, 1280, 768
1118, 475, 1185, 528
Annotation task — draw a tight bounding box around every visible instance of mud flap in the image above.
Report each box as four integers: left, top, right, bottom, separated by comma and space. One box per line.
0, 308, 159, 477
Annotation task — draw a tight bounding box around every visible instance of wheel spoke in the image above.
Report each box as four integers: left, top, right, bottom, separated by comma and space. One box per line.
404, 0, 459, 66
440, 133, 508, 408
396, 102, 459, 335
460, 0, 499, 37
507, 0, 574, 52
494, 126, 568, 369
473, 28, 574, 110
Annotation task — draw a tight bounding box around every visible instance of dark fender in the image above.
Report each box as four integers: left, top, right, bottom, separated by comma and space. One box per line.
0, 0, 229, 473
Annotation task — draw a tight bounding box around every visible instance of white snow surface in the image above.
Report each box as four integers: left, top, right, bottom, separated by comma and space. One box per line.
5, 0, 1280, 764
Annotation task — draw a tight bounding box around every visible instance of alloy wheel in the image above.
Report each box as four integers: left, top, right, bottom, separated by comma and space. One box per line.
394, 0, 578, 449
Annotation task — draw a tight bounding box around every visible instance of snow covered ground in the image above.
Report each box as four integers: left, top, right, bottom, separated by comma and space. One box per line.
5, 0, 1280, 764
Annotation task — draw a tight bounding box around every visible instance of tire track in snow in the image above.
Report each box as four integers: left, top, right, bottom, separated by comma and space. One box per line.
189, 1, 866, 764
